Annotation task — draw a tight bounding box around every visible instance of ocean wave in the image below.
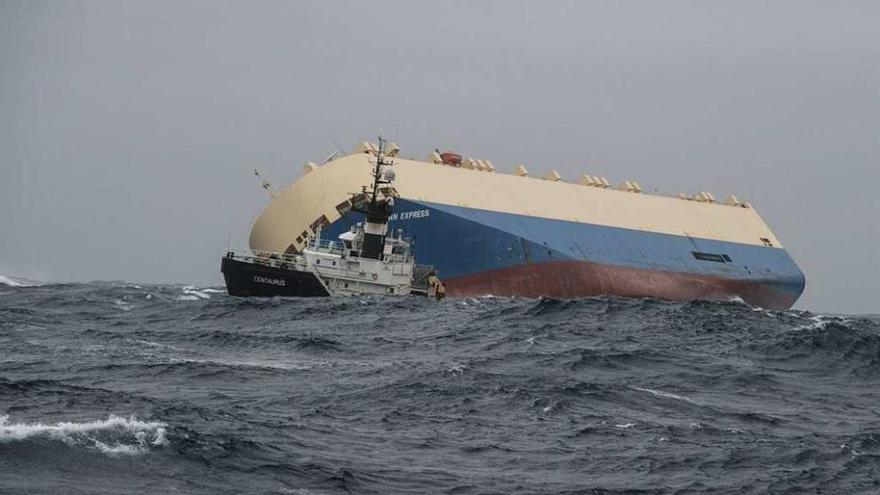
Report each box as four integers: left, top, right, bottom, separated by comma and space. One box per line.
0, 275, 42, 287
176, 285, 225, 301
3, 281, 879, 493
761, 315, 880, 376
631, 386, 700, 405
792, 314, 854, 332
0, 414, 167, 456
166, 356, 317, 372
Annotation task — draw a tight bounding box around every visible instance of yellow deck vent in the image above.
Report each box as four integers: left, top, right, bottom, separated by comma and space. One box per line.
695, 191, 716, 203
302, 161, 318, 174
724, 195, 741, 206
544, 170, 562, 181
385, 142, 400, 157
618, 180, 642, 193
473, 159, 488, 172
577, 174, 597, 186
595, 176, 611, 188
462, 158, 478, 170
354, 141, 379, 154
483, 160, 496, 172
678, 193, 693, 200
514, 164, 529, 177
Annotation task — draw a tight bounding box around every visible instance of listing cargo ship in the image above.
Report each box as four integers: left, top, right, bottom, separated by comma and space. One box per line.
237, 140, 805, 309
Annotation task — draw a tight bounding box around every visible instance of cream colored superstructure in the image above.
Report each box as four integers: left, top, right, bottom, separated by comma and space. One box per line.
249, 148, 782, 255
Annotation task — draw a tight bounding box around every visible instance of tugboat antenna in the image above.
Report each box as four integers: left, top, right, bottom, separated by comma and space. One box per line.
358, 136, 396, 261
370, 136, 388, 209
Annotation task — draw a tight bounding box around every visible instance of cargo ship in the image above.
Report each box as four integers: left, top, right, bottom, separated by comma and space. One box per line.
241, 140, 805, 309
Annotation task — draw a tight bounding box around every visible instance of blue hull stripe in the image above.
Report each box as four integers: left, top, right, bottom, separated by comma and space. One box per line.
324, 198, 805, 299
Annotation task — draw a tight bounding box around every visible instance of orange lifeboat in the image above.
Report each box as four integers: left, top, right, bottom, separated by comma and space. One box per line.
439, 151, 462, 166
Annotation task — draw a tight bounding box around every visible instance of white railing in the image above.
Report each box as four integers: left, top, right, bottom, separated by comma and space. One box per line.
307, 239, 345, 255
224, 249, 305, 270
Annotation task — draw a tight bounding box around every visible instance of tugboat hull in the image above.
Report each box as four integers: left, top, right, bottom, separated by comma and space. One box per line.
220, 256, 329, 297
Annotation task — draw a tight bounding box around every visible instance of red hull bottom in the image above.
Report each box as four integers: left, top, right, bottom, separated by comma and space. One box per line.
445, 260, 798, 310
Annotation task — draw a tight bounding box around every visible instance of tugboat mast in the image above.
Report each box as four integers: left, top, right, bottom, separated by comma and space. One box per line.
360, 136, 395, 260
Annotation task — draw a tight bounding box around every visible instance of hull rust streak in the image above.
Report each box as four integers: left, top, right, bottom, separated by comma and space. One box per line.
444, 260, 799, 310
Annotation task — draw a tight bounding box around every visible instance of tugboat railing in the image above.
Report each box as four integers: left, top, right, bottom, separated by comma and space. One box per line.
306, 239, 345, 254
225, 249, 305, 269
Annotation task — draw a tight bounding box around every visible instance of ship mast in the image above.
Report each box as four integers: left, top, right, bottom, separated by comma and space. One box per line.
360, 136, 396, 260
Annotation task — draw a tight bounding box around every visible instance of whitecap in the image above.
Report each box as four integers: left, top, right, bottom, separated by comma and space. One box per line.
794, 314, 852, 331
168, 356, 313, 371
614, 423, 636, 429
0, 414, 167, 456
114, 299, 134, 311
632, 386, 700, 405
0, 275, 41, 287
179, 285, 213, 300
447, 363, 468, 375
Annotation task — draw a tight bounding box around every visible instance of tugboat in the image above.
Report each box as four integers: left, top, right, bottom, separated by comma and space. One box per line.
221, 137, 433, 297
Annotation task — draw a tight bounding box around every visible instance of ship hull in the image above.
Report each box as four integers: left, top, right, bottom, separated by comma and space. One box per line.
220, 256, 329, 297
443, 260, 798, 309
322, 198, 805, 309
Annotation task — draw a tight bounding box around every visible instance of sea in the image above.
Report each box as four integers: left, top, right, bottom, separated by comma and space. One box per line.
1, 277, 878, 494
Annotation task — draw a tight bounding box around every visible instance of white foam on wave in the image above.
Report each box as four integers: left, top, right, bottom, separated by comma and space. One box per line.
177, 285, 221, 301
794, 314, 852, 331
0, 414, 167, 456
0, 275, 41, 287
114, 299, 134, 311
632, 386, 700, 405
169, 356, 315, 371
447, 363, 468, 375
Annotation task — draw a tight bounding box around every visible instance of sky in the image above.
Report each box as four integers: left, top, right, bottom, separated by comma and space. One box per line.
1, 1, 877, 313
